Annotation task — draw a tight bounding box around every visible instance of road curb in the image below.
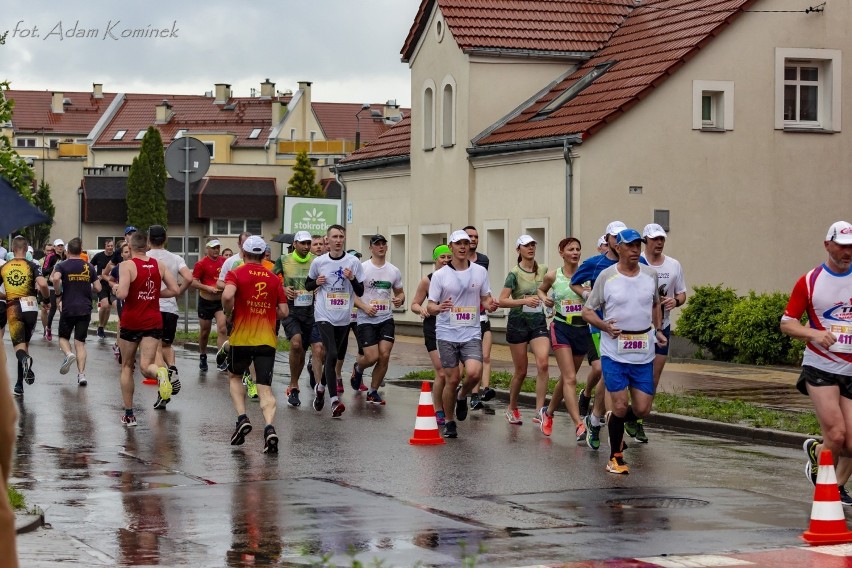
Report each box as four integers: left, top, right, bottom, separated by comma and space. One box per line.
388, 379, 812, 449
15, 510, 44, 535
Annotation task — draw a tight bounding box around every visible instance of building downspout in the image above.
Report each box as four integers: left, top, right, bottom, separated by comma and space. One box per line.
335, 168, 347, 230
563, 138, 574, 238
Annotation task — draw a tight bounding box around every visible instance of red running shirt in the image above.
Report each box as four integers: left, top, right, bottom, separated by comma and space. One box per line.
192, 255, 224, 287
225, 263, 286, 348
121, 257, 163, 330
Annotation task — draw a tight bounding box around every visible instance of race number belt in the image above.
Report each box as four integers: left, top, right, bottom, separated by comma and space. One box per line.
617, 326, 653, 354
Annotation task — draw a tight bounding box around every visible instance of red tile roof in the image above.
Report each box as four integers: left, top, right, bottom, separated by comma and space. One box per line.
476, 0, 756, 146
339, 116, 411, 166
401, 0, 631, 61
92, 93, 286, 148
6, 90, 117, 135
311, 102, 408, 144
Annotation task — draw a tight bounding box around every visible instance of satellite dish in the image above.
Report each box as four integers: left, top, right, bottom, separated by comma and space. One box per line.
165, 137, 210, 183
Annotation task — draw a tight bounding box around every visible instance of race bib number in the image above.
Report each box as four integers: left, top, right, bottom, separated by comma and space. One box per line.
829, 324, 852, 354
617, 332, 651, 354
20, 296, 38, 313
326, 293, 350, 311
560, 298, 583, 314
294, 290, 313, 307
450, 306, 478, 327
370, 299, 391, 314
522, 296, 541, 314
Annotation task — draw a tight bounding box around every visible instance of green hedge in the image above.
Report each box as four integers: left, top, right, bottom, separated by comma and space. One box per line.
675, 285, 805, 366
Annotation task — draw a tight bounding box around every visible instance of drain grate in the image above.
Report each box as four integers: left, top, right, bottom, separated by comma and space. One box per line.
607, 497, 710, 509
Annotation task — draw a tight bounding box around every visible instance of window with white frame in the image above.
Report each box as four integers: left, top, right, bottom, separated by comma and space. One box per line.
423, 81, 436, 150
203, 142, 215, 161
15, 138, 36, 148
692, 80, 734, 131
48, 139, 59, 149
209, 219, 262, 236
775, 48, 841, 131
113, 130, 127, 140
168, 236, 200, 268
441, 75, 456, 147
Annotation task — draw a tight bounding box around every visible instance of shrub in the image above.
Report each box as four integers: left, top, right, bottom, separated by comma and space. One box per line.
721, 291, 805, 365
675, 284, 740, 360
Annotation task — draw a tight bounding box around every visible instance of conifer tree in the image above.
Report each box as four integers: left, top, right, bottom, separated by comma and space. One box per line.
286, 150, 323, 197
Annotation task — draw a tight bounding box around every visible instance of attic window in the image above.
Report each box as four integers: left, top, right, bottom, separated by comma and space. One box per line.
248, 128, 262, 139
134, 130, 146, 140
112, 130, 127, 140
535, 61, 616, 118
223, 103, 237, 111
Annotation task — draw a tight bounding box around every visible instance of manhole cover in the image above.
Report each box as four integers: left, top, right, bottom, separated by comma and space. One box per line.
608, 497, 710, 509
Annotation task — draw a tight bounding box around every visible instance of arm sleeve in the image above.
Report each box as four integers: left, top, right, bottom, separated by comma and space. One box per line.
224, 267, 239, 288
351, 279, 365, 297
585, 271, 606, 311
503, 271, 516, 290
192, 260, 203, 280
570, 257, 595, 286
783, 275, 808, 320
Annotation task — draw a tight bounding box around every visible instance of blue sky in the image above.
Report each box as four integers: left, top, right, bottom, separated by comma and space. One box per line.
2, 0, 420, 107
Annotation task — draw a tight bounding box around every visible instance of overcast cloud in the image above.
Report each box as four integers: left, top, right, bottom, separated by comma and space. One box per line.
2, 0, 420, 107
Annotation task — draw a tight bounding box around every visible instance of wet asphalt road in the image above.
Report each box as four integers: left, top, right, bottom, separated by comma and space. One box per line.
8, 333, 821, 567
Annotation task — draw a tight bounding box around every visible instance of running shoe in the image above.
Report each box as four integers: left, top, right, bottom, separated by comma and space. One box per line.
350, 363, 363, 390
603, 410, 612, 425
22, 355, 34, 384
505, 408, 523, 425
113, 343, 120, 362
308, 359, 316, 390
157, 367, 172, 401
244, 372, 258, 399
634, 420, 648, 443
480, 386, 496, 402
13, 383, 23, 397
217, 360, 228, 373
358, 383, 368, 392
331, 399, 346, 418
585, 415, 601, 450
624, 420, 638, 438
578, 391, 591, 417
455, 387, 468, 421
469, 393, 483, 410
841, 486, 852, 507
337, 376, 344, 395
168, 366, 181, 396
77, 373, 87, 387
97, 327, 105, 341
263, 426, 279, 454
442, 420, 457, 438
366, 390, 385, 405
46, 329, 52, 341
287, 387, 301, 407
215, 340, 230, 367
230, 415, 252, 445
533, 408, 543, 425
43, 329, 49, 341
606, 453, 629, 475
575, 421, 587, 442
539, 408, 553, 436
121, 414, 137, 427
60, 353, 77, 375
199, 354, 208, 372
804, 438, 819, 486
153, 393, 170, 410
313, 384, 325, 411
435, 410, 446, 426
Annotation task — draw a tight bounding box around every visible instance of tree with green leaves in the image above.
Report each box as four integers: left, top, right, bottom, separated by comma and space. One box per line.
286, 149, 323, 197
21, 180, 55, 250
0, 81, 36, 203
126, 126, 168, 230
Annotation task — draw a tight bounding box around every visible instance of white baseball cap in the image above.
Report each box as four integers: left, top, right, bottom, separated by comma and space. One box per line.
53, 239, 65, 247
605, 221, 627, 236
206, 239, 221, 248
294, 230, 312, 243
596, 235, 606, 248
642, 223, 667, 239
516, 234, 536, 247
826, 221, 852, 245
242, 235, 267, 254
449, 230, 471, 243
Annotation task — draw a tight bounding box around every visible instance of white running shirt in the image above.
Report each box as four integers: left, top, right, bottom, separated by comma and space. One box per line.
428, 262, 491, 343
147, 248, 187, 315
357, 259, 403, 325
309, 253, 365, 326
641, 254, 686, 329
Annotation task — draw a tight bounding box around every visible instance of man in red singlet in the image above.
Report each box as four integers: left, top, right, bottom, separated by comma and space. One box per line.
112, 231, 180, 427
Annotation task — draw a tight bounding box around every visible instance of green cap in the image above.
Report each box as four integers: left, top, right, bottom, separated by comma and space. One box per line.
432, 244, 451, 261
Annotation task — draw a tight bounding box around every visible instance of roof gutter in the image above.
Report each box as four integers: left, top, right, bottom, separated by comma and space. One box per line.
334, 154, 410, 173
466, 135, 582, 158
564, 139, 578, 239
465, 48, 596, 61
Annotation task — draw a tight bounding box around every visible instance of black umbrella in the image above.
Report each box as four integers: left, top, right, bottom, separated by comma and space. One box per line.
271, 233, 294, 245
0, 176, 51, 236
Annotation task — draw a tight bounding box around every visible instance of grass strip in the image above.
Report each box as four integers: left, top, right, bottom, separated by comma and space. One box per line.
7, 487, 25, 510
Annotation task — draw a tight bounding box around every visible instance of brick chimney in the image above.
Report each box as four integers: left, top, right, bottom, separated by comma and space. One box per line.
214, 83, 231, 104
51, 92, 64, 114
92, 83, 104, 99
260, 78, 275, 99
271, 101, 282, 125
155, 100, 173, 124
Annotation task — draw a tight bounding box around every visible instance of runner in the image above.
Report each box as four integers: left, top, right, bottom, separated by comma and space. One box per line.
629, 223, 687, 442
222, 248, 234, 259
1, 236, 50, 396
90, 240, 115, 341
427, 230, 500, 439
537, 237, 590, 439
781, 221, 852, 500
37, 242, 54, 338
222, 235, 288, 453
51, 238, 102, 386
273, 230, 322, 408
192, 239, 227, 372
311, 235, 324, 257
410, 244, 453, 423
572, 220, 626, 450
463, 225, 496, 409
499, 235, 550, 425
582, 228, 665, 475
112, 231, 180, 426
216, 232, 256, 396
147, 225, 195, 409
305, 224, 365, 418
108, 241, 131, 363
351, 235, 405, 405
42, 238, 66, 340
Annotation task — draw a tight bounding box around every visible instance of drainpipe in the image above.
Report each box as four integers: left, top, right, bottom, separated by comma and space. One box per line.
563, 138, 574, 237
335, 167, 347, 230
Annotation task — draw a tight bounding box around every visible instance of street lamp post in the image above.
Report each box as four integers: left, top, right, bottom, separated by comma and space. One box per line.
354, 103, 370, 150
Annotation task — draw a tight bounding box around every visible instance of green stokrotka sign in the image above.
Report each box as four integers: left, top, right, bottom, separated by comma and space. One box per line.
283, 197, 341, 234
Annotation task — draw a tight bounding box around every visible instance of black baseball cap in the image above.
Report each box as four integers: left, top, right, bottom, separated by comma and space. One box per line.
370, 234, 387, 245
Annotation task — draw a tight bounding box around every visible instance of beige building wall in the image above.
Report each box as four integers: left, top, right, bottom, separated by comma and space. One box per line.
30, 158, 85, 244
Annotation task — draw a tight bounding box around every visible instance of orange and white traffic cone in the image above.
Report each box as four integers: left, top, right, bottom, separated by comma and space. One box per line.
803, 449, 852, 545
409, 381, 445, 446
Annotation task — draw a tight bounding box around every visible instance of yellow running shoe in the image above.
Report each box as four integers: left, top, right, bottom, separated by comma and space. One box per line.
606, 453, 629, 475
243, 371, 258, 400
157, 367, 172, 401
